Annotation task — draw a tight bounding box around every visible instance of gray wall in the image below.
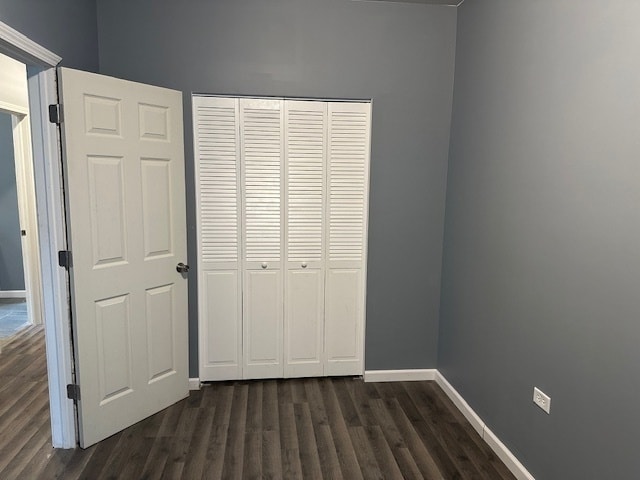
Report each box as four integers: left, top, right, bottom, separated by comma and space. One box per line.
0, 112, 25, 290
96, 0, 458, 376
0, 0, 99, 70
439, 1, 640, 478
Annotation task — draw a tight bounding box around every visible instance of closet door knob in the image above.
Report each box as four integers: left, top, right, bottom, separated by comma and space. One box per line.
261, 262, 268, 269
301, 262, 307, 268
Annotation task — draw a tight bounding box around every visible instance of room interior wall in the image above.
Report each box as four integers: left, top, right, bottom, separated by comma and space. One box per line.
4, 2, 640, 476
0, 111, 25, 291
439, 1, 640, 478
96, 0, 458, 376
0, 0, 99, 71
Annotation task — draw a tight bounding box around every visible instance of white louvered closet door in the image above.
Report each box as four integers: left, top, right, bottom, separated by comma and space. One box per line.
193, 96, 242, 381
196, 96, 370, 381
240, 98, 285, 379
284, 101, 327, 378
325, 102, 371, 376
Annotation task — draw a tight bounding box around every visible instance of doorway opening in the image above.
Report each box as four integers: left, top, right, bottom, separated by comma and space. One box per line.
0, 106, 43, 350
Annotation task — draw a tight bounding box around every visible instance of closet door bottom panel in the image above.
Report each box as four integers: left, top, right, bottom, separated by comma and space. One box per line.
243, 269, 283, 379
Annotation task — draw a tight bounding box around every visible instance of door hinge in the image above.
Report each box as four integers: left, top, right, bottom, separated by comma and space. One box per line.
66, 384, 81, 401
58, 250, 72, 269
49, 104, 63, 124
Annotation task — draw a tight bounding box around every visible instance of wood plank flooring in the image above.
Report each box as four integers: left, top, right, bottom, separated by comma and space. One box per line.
0, 326, 516, 479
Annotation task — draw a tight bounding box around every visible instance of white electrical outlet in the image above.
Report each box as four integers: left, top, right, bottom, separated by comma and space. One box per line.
533, 387, 551, 414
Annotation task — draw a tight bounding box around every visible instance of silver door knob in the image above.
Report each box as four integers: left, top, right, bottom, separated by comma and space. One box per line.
176, 262, 190, 273
261, 262, 268, 269
301, 262, 307, 268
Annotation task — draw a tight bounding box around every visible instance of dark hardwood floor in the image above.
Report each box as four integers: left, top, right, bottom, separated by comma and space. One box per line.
0, 326, 516, 479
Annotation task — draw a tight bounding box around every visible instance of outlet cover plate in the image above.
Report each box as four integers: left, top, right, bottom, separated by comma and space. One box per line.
533, 387, 551, 414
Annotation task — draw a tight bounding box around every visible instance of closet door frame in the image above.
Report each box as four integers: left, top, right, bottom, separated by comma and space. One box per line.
194, 95, 371, 381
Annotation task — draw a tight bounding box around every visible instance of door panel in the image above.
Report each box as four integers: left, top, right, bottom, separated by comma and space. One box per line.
192, 96, 242, 381
86, 155, 127, 266
145, 284, 176, 382
244, 269, 283, 379
325, 269, 362, 376
141, 158, 173, 258
59, 68, 188, 447
325, 102, 371, 377
284, 269, 324, 378
241, 99, 283, 267
327, 103, 369, 264
201, 271, 241, 379
285, 101, 325, 269
284, 101, 326, 378
241, 98, 284, 379
95, 294, 132, 403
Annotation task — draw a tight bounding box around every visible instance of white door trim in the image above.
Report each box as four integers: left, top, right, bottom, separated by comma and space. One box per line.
0, 22, 61, 67
29, 67, 75, 448
11, 106, 44, 329
0, 290, 26, 298
0, 20, 75, 448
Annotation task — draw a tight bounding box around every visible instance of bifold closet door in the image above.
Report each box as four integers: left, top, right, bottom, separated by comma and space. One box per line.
196, 96, 371, 381
194, 96, 242, 381
240, 98, 285, 379
284, 101, 327, 378
325, 102, 371, 376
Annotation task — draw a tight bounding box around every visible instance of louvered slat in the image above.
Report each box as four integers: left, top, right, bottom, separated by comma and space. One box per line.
241, 102, 283, 263
286, 104, 325, 262
328, 108, 369, 262
195, 103, 239, 263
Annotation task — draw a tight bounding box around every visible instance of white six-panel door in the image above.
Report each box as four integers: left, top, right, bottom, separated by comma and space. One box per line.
195, 96, 370, 381
59, 68, 188, 447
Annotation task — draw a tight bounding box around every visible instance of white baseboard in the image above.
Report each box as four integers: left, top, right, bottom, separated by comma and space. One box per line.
0, 290, 26, 298
483, 425, 534, 480
364, 369, 437, 382
189, 378, 201, 391
435, 371, 535, 480
365, 368, 534, 480
434, 371, 484, 436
